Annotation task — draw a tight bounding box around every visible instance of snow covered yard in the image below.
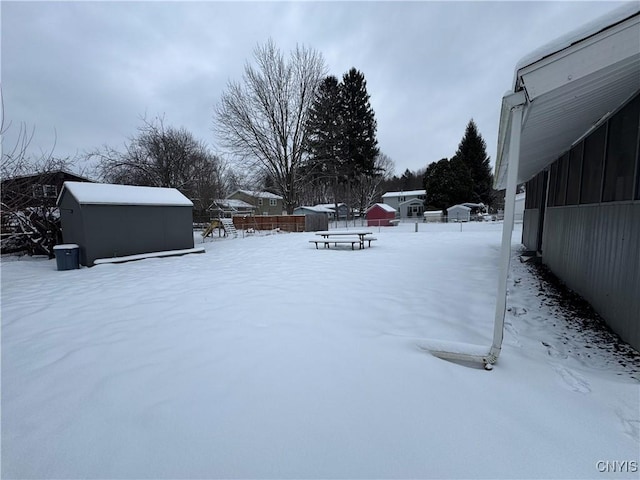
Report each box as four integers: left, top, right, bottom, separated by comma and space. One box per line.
2, 222, 638, 479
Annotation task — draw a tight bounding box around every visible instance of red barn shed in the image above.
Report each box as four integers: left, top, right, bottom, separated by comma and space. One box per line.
366, 203, 397, 227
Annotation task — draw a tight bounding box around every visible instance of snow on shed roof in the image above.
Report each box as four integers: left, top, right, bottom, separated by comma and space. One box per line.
297, 205, 335, 213
382, 190, 426, 198
366, 203, 396, 213
447, 204, 472, 212
314, 203, 345, 209
59, 182, 193, 206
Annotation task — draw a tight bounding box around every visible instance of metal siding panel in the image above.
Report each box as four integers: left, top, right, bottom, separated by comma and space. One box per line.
81, 205, 194, 265
542, 203, 640, 350
522, 209, 540, 251
165, 207, 194, 250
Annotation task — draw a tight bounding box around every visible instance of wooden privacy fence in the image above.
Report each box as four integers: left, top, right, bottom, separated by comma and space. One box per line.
232, 215, 317, 232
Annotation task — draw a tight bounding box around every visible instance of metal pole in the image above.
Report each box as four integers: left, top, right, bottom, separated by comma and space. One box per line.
488, 102, 524, 364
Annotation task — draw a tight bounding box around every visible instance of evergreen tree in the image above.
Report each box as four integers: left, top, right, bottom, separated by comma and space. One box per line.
305, 76, 345, 181
452, 119, 494, 206
423, 158, 473, 210
339, 68, 379, 179
305, 68, 379, 217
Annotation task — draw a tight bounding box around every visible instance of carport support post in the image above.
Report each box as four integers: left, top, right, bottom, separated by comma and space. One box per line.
488, 100, 525, 364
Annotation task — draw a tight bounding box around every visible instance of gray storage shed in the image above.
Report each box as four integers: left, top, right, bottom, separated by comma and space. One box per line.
57, 181, 194, 266
447, 204, 471, 222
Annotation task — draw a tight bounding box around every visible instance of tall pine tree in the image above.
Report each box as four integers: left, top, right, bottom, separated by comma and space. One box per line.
305, 76, 345, 180
423, 158, 473, 210
340, 68, 379, 180
305, 68, 379, 217
451, 119, 494, 206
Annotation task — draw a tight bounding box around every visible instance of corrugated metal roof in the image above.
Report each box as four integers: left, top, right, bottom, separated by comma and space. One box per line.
495, 3, 640, 190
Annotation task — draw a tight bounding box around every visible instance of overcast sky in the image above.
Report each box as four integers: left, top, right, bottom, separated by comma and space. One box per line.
1, 1, 628, 178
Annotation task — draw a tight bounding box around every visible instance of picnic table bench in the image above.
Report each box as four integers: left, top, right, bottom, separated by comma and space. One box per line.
309, 230, 377, 250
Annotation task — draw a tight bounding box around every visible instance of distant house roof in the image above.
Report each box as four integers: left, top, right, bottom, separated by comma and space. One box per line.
59, 182, 193, 206
382, 190, 426, 198
366, 203, 396, 213
296, 205, 335, 214
232, 189, 283, 200
212, 199, 255, 210
2, 169, 93, 183
314, 203, 346, 210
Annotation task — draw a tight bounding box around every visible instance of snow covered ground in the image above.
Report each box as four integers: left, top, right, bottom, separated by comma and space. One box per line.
2, 222, 638, 478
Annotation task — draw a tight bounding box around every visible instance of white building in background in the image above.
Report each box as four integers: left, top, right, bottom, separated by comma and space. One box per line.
381, 190, 426, 219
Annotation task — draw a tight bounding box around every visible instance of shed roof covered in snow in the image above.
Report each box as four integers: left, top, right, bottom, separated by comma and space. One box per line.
447, 204, 471, 212
297, 205, 335, 214
59, 182, 193, 207
366, 203, 396, 213
314, 203, 346, 210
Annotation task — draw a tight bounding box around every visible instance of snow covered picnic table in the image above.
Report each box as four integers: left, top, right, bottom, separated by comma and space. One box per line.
310, 230, 376, 249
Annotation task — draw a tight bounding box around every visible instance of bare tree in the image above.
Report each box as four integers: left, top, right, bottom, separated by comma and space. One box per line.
1, 120, 79, 257
353, 152, 395, 215
91, 116, 230, 215
214, 39, 327, 213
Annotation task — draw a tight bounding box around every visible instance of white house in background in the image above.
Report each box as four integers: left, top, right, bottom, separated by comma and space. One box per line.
227, 190, 284, 216
381, 190, 426, 219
